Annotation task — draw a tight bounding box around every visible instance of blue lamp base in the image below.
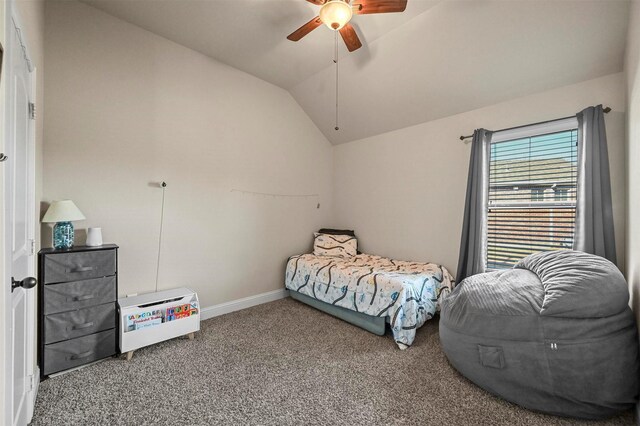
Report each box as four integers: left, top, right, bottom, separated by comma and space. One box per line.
53, 221, 74, 249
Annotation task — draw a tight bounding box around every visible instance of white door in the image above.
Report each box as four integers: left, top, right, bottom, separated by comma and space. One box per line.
4, 12, 37, 426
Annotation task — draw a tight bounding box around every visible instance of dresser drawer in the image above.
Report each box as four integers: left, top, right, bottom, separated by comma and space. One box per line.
43, 250, 116, 284
43, 276, 116, 315
43, 329, 116, 375
44, 303, 115, 344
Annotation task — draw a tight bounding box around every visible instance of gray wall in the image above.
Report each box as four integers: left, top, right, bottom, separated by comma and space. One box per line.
43, 2, 630, 307
333, 73, 627, 276
625, 0, 640, 328
43, 1, 333, 307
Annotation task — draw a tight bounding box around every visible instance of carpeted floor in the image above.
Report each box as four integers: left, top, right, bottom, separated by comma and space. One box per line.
31, 298, 635, 425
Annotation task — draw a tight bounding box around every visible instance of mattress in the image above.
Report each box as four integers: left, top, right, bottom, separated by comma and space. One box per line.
285, 253, 454, 349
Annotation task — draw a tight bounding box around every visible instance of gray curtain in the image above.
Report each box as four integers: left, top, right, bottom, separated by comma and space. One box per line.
573, 105, 617, 264
456, 129, 492, 283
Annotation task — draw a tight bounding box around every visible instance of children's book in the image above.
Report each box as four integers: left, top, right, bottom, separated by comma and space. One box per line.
165, 303, 199, 322
125, 309, 163, 332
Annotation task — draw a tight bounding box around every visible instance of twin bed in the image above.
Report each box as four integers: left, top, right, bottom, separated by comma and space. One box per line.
285, 230, 454, 349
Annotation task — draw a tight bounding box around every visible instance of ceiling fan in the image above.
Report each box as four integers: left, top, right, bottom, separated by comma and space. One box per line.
287, 0, 408, 52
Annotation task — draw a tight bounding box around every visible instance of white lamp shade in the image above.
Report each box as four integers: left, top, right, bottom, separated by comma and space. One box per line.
42, 200, 86, 223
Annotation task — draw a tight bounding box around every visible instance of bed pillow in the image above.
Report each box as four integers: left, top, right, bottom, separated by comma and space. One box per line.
317, 228, 361, 254
313, 232, 357, 258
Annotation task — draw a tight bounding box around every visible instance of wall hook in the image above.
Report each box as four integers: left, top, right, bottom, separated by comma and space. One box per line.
0, 153, 7, 162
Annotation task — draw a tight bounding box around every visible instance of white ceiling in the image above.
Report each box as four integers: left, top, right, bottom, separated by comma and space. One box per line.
80, 0, 440, 89
80, 0, 630, 144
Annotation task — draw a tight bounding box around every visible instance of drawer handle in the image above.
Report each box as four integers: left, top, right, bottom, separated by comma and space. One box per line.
69, 350, 94, 361
68, 322, 94, 331
67, 266, 94, 273
69, 294, 95, 302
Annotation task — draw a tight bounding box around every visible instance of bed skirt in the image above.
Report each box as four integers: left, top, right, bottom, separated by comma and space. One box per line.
289, 290, 386, 336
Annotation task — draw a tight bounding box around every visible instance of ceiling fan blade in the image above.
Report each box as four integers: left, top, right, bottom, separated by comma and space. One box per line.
287, 16, 322, 41
306, 0, 326, 4
353, 0, 407, 14
339, 24, 362, 52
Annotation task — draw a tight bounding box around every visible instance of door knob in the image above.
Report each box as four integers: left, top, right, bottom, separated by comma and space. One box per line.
11, 276, 37, 292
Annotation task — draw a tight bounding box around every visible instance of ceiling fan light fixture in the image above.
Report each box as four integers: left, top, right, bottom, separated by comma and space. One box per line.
319, 0, 353, 31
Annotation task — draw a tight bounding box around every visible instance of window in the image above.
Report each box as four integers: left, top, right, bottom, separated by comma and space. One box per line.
554, 187, 569, 201
487, 119, 578, 269
531, 188, 545, 202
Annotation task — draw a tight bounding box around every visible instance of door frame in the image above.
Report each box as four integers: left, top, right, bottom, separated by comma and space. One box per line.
3, 0, 38, 424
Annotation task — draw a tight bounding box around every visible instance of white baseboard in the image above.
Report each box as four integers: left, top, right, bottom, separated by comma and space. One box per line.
201, 288, 289, 321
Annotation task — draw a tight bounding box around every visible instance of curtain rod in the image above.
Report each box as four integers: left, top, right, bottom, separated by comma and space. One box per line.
459, 106, 611, 141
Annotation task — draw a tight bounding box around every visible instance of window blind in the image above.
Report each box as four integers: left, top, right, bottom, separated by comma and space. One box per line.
487, 128, 578, 269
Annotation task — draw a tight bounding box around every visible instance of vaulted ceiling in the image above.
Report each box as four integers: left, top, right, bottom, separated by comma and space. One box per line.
81, 0, 629, 144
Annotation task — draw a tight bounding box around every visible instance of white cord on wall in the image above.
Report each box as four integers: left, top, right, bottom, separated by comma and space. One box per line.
155, 181, 167, 293
230, 188, 319, 198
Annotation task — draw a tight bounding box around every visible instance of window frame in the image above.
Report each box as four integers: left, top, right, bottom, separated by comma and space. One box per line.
485, 117, 579, 270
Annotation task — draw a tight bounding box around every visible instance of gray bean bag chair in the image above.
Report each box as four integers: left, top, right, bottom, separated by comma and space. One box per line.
440, 250, 639, 419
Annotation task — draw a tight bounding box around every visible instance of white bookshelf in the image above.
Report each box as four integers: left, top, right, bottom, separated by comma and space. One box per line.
118, 287, 200, 360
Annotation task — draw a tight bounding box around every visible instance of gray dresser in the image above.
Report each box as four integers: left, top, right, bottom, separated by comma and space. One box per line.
38, 244, 118, 378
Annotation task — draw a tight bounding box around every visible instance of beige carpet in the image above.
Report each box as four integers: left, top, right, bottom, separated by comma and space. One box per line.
31, 297, 635, 425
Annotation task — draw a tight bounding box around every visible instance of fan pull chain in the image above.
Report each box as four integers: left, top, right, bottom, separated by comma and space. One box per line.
334, 30, 339, 131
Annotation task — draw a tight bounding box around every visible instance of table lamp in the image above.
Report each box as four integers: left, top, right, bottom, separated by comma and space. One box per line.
42, 200, 86, 249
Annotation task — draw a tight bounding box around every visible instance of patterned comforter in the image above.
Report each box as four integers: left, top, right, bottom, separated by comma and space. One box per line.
285, 253, 455, 349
